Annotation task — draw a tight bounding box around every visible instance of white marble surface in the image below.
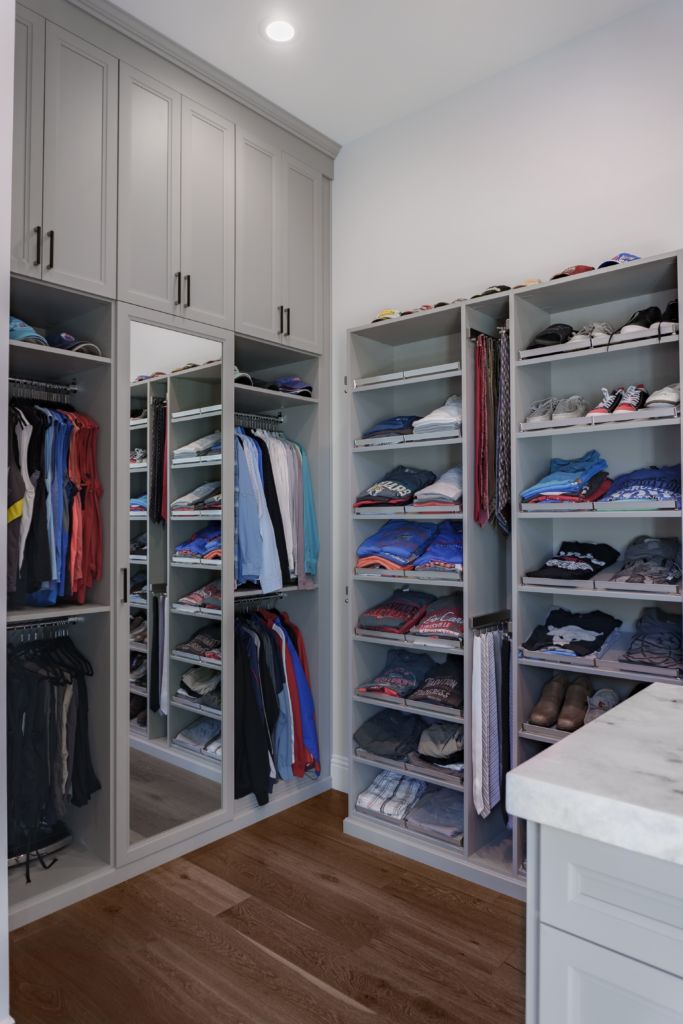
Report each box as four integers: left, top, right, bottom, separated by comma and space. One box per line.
507, 683, 683, 864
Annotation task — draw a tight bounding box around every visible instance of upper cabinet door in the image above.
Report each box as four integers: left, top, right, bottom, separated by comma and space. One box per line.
180, 97, 235, 330
235, 129, 282, 344
42, 24, 118, 297
11, 7, 44, 279
281, 154, 323, 353
118, 64, 181, 315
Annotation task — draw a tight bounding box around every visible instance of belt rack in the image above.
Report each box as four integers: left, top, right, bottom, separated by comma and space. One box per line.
10, 377, 78, 400
234, 410, 283, 431
7, 616, 83, 641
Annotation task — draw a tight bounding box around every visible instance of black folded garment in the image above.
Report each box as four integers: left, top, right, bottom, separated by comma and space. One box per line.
525, 541, 620, 581
354, 466, 436, 506
409, 659, 464, 708
522, 608, 622, 657
353, 709, 423, 760
620, 607, 682, 668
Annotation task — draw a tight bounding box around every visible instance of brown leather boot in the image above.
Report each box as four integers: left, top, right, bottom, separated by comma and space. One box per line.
529, 673, 569, 727
557, 676, 594, 732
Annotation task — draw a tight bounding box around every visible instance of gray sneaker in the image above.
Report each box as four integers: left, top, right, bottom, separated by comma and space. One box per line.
571, 322, 614, 341
525, 397, 559, 423
552, 395, 589, 420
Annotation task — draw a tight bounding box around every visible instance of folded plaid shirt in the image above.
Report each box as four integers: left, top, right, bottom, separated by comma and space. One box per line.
355, 770, 426, 819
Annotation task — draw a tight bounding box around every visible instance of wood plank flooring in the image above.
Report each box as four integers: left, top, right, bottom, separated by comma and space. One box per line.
9, 790, 525, 1024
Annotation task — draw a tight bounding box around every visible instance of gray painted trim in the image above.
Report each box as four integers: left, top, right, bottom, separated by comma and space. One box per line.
64, 0, 341, 159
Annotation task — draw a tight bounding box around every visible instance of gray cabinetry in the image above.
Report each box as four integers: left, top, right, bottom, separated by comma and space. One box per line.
11, 6, 44, 278
180, 97, 235, 330
42, 23, 118, 297
236, 130, 323, 352
118, 64, 181, 315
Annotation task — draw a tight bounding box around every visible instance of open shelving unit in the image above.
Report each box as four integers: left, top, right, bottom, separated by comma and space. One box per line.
344, 299, 521, 897
510, 250, 683, 877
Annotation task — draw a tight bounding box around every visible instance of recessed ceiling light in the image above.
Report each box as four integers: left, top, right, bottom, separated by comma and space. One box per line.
262, 19, 296, 42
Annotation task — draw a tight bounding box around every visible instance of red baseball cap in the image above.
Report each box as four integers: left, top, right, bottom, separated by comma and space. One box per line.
550, 265, 595, 279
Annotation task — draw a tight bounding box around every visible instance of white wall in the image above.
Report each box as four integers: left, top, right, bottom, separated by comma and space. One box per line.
330, 0, 683, 790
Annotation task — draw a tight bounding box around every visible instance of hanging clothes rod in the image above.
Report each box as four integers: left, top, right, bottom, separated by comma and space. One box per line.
233, 591, 287, 609
234, 410, 283, 429
7, 616, 83, 636
9, 376, 78, 393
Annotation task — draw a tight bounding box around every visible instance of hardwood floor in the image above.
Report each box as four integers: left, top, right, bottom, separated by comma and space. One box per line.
9, 790, 525, 1024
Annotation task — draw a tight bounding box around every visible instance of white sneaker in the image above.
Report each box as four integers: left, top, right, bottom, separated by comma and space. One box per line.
526, 397, 559, 423
584, 688, 619, 725
644, 382, 680, 407
552, 395, 589, 420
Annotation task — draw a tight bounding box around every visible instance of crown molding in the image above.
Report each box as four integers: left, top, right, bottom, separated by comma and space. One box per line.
65, 0, 342, 159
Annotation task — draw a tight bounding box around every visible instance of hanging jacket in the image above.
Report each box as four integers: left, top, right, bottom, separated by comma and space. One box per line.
234, 634, 271, 805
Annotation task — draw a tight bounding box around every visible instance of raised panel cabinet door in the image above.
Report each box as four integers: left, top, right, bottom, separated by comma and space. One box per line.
281, 154, 323, 353
42, 23, 118, 297
118, 64, 181, 315
180, 97, 235, 330
235, 129, 282, 343
11, 7, 44, 278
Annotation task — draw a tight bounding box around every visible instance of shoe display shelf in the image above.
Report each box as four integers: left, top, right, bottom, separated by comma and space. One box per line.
7, 276, 114, 923
345, 298, 522, 898
510, 250, 683, 878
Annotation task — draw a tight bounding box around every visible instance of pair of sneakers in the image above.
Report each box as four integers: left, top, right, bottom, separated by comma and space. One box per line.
589, 384, 648, 415
526, 395, 589, 423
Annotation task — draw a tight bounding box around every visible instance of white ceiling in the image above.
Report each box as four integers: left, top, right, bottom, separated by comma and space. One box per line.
109, 0, 657, 145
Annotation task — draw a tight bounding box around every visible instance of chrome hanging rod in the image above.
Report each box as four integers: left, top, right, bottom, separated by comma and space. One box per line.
234, 410, 283, 429
233, 591, 287, 609
9, 376, 78, 394
7, 616, 83, 636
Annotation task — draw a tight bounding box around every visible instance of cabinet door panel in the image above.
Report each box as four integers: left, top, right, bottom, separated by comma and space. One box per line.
11, 7, 44, 278
118, 64, 181, 314
43, 23, 118, 297
181, 97, 235, 330
235, 130, 281, 343
282, 154, 323, 353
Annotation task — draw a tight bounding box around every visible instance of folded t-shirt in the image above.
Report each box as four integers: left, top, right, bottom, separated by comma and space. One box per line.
412, 396, 462, 434
409, 661, 464, 708
357, 589, 434, 633
363, 416, 419, 438
619, 607, 682, 668
355, 466, 436, 506
525, 541, 620, 580
412, 521, 463, 570
599, 464, 681, 506
356, 521, 438, 568
522, 607, 622, 657
358, 648, 437, 697
353, 709, 423, 759
412, 466, 463, 505
611, 536, 682, 586
409, 596, 463, 639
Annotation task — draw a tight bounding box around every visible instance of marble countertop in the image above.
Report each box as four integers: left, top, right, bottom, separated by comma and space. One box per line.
506, 682, 683, 864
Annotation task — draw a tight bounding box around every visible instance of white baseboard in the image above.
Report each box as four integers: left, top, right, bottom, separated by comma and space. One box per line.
331, 753, 349, 793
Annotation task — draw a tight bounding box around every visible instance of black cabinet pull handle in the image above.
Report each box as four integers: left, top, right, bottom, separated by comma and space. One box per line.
278, 305, 283, 334
285, 307, 290, 337
33, 226, 41, 266
122, 567, 128, 604
175, 271, 181, 305
185, 274, 191, 308
46, 230, 54, 270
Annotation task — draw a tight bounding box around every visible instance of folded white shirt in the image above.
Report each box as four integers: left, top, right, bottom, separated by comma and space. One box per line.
171, 481, 221, 508
413, 466, 463, 503
174, 431, 221, 459
412, 396, 462, 434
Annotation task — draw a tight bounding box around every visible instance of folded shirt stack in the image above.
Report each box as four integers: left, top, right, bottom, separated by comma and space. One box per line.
171, 481, 221, 510
129, 570, 147, 602
175, 684, 222, 711
525, 541, 620, 581
357, 649, 439, 697
353, 710, 464, 772
356, 521, 438, 571
203, 736, 222, 760
174, 525, 222, 560
173, 717, 221, 755
130, 615, 147, 644
361, 416, 420, 441
620, 607, 682, 669
411, 466, 463, 507
130, 494, 148, 512
520, 450, 609, 504
357, 589, 434, 633
176, 580, 222, 610
129, 652, 147, 685
409, 660, 463, 708
406, 787, 464, 839
173, 430, 222, 460
408, 596, 463, 640
609, 536, 682, 586
130, 532, 147, 555
354, 466, 436, 507
204, 491, 221, 509
411, 521, 463, 572
597, 464, 681, 507
174, 623, 222, 662
275, 376, 312, 397
355, 769, 426, 820
522, 607, 622, 658
411, 395, 462, 436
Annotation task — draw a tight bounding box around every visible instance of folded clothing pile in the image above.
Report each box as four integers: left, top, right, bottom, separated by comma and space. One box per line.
620, 607, 682, 669
409, 596, 463, 640
129, 652, 147, 685
130, 494, 148, 512
129, 570, 147, 602
522, 607, 622, 658
520, 450, 610, 504
525, 541, 620, 581
411, 395, 462, 436
411, 466, 463, 508
130, 532, 147, 555
204, 491, 221, 510
412, 521, 463, 572
409, 659, 463, 708
171, 481, 221, 510
405, 787, 464, 839
610, 536, 682, 586
357, 589, 434, 633
173, 430, 221, 460
353, 709, 464, 773
275, 376, 312, 397
174, 623, 222, 662
174, 717, 221, 755
357, 649, 439, 697
130, 615, 147, 644
598, 464, 681, 507
356, 521, 438, 571
176, 579, 222, 610
355, 769, 426, 820
354, 466, 436, 507
362, 416, 419, 440
174, 525, 222, 560
176, 665, 222, 711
